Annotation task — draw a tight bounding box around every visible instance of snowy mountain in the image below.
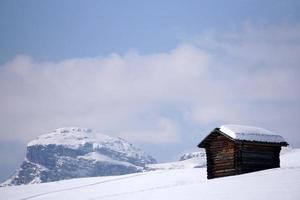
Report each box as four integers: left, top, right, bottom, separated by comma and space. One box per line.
2, 127, 156, 186
1, 148, 300, 200
147, 150, 206, 170
179, 150, 206, 161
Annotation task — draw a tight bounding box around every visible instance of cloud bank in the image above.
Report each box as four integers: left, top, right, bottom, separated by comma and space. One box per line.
0, 24, 300, 146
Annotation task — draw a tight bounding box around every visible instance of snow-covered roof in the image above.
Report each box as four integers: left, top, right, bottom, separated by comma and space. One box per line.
219, 124, 287, 144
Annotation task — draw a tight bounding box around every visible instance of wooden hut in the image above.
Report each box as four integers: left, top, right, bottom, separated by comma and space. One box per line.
198, 125, 288, 179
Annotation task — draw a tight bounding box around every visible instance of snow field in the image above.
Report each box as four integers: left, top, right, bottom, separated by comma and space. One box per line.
1, 167, 300, 200
1, 148, 299, 200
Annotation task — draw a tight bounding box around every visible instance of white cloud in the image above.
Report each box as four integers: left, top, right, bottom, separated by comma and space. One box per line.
0, 24, 300, 146
0, 44, 210, 144
119, 117, 180, 144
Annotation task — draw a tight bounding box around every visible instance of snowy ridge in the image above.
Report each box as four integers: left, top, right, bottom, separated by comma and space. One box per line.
147, 150, 206, 170
220, 124, 287, 144
147, 157, 205, 170
27, 127, 95, 148
179, 150, 206, 161
28, 127, 152, 160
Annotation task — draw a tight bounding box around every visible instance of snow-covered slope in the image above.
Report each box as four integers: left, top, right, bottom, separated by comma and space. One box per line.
2, 127, 156, 186
147, 150, 206, 170
1, 148, 299, 200
280, 148, 300, 168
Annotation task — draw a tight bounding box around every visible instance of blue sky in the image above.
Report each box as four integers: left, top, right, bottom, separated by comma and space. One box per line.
1, 0, 300, 63
1, 0, 300, 181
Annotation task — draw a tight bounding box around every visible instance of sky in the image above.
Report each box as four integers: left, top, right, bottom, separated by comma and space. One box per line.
1, 0, 300, 181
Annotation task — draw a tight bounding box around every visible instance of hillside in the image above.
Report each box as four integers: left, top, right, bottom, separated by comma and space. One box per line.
1, 148, 299, 200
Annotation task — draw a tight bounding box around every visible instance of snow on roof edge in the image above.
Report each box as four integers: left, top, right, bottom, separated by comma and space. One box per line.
219, 124, 287, 144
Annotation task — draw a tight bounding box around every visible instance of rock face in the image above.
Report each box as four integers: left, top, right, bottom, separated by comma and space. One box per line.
3, 127, 156, 186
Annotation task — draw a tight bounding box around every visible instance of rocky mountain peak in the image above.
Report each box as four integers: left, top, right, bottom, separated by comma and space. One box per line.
2, 127, 156, 186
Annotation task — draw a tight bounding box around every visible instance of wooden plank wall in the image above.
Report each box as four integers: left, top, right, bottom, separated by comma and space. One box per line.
236, 143, 281, 174
206, 134, 236, 179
